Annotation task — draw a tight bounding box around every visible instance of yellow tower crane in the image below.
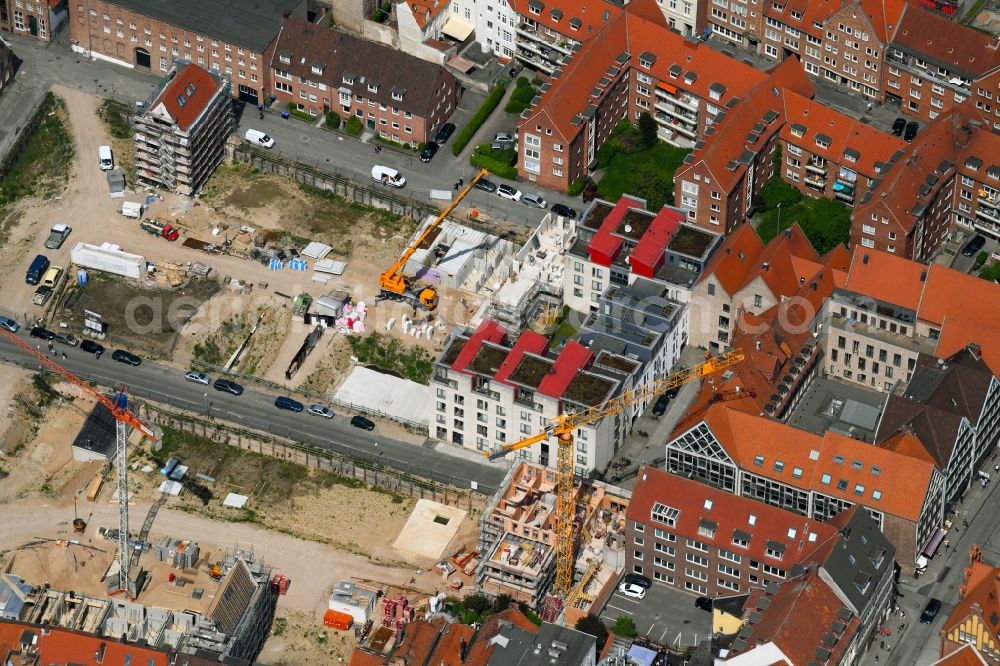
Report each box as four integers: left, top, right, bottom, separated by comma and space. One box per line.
484, 348, 745, 596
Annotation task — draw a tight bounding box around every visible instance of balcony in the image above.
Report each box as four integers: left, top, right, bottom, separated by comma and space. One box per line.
804, 175, 826, 190
976, 206, 1000, 225
656, 126, 696, 149
654, 100, 697, 124
805, 160, 827, 175
656, 88, 700, 112
978, 192, 1000, 210
515, 49, 556, 74
517, 39, 562, 66
516, 23, 571, 55
834, 189, 855, 204
657, 115, 697, 139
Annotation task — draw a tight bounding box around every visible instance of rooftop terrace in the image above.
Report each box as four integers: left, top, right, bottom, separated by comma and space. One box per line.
562, 371, 617, 407
669, 224, 716, 258
509, 354, 554, 388
468, 343, 509, 376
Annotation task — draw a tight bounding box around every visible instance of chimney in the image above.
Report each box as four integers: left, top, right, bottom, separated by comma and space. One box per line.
95, 642, 107, 664
862, 254, 870, 265
784, 227, 792, 237
460, 637, 468, 662
799, 277, 805, 285
920, 270, 927, 282
968, 342, 982, 360
755, 340, 761, 351
762, 262, 770, 271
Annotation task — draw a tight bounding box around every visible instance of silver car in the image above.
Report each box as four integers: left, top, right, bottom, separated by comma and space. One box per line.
307, 404, 335, 418
185, 371, 211, 385
522, 193, 547, 209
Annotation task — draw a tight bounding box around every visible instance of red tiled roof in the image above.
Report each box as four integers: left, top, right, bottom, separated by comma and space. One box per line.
402, 0, 450, 29
587, 195, 645, 265
34, 625, 169, 666
936, 319, 1000, 376
507, 0, 632, 41
464, 609, 540, 666
494, 331, 549, 386
891, 4, 1000, 79
780, 90, 907, 179
451, 320, 507, 374
918, 263, 1000, 332
932, 645, 991, 666
349, 649, 388, 666
879, 431, 938, 466
771, 0, 848, 38
940, 559, 1000, 653
152, 63, 222, 132
843, 247, 927, 311
699, 224, 765, 295
628, 466, 840, 565
393, 617, 448, 664
630, 206, 684, 277
538, 340, 593, 398
858, 0, 908, 43
753, 224, 821, 298
426, 621, 477, 666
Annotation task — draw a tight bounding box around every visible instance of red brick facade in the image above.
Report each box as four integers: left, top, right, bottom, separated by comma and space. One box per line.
0, 0, 63, 42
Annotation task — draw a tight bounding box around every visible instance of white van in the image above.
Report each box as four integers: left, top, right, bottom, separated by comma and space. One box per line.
244, 128, 275, 148
121, 201, 144, 218
98, 145, 114, 171
371, 165, 406, 188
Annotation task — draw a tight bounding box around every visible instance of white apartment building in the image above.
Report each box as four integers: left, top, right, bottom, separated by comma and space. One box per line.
449, 0, 517, 58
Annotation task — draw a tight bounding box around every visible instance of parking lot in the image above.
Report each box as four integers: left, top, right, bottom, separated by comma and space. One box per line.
601, 580, 713, 648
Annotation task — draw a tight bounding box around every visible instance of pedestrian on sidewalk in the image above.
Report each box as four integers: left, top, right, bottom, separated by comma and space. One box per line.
994, 463, 998, 473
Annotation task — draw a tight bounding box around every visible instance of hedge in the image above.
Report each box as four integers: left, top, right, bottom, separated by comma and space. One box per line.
286, 102, 316, 123
452, 84, 507, 156
470, 143, 517, 180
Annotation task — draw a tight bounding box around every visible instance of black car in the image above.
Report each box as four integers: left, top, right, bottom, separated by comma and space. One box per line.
473, 178, 498, 193
666, 387, 680, 399
80, 339, 104, 355
275, 396, 304, 412
695, 597, 713, 612
419, 142, 439, 163
213, 378, 245, 396
891, 117, 906, 136
904, 121, 919, 141
111, 349, 141, 366
652, 394, 670, 417
351, 415, 375, 431
623, 573, 652, 589
920, 598, 942, 624
962, 234, 986, 257
434, 123, 456, 144
551, 203, 578, 219
29, 326, 56, 341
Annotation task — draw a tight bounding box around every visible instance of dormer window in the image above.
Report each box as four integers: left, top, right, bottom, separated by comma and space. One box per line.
391, 89, 404, 101
367, 82, 379, 93
343, 74, 354, 85
790, 123, 805, 138
815, 133, 831, 149
278, 50, 291, 65
311, 62, 325, 76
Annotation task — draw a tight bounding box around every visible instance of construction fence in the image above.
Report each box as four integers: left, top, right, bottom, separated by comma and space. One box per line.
143, 402, 484, 512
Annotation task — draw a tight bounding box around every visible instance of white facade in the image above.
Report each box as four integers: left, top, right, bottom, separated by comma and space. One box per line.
450, 0, 517, 56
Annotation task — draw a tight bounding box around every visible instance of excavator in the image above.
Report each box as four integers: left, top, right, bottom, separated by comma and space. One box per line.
377, 168, 489, 310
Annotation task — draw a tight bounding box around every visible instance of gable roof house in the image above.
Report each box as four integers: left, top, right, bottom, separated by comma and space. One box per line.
938, 546, 1000, 662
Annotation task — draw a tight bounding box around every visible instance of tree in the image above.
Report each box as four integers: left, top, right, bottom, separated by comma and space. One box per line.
759, 179, 802, 210
638, 112, 658, 149
613, 615, 638, 638
463, 594, 492, 615
493, 594, 513, 612
575, 614, 609, 651
628, 164, 674, 210
345, 116, 363, 136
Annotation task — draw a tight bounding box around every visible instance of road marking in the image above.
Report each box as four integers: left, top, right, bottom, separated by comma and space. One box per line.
659, 626, 669, 643
604, 604, 633, 615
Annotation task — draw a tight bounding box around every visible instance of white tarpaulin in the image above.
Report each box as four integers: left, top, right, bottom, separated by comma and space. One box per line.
158, 480, 183, 496
314, 259, 347, 275
302, 242, 332, 259
441, 15, 475, 41
430, 189, 453, 201
333, 366, 429, 425
223, 493, 249, 508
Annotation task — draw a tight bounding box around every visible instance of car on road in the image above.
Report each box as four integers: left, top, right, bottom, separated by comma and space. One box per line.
618, 583, 646, 600
473, 178, 498, 193
552, 203, 578, 219
962, 234, 986, 257
891, 118, 906, 136
920, 598, 942, 624
652, 394, 670, 417
419, 141, 439, 163
0, 316, 19, 333
695, 597, 713, 612
372, 165, 406, 188
307, 404, 334, 418
111, 349, 141, 366
32, 286, 53, 306
497, 183, 522, 201
622, 573, 652, 589
494, 132, 515, 144
904, 121, 919, 141
30, 326, 56, 341
275, 396, 304, 412
55, 333, 78, 347
44, 223, 71, 250
522, 193, 547, 209
80, 340, 104, 356
434, 123, 456, 144
185, 371, 210, 385
244, 128, 275, 148
351, 415, 375, 430
213, 378, 244, 396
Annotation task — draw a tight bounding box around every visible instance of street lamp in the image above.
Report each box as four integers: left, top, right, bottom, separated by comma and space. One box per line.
776, 202, 782, 238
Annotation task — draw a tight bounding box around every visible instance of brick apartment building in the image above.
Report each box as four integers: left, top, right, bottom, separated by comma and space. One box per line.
666, 403, 947, 573
517, 0, 767, 191
68, 0, 305, 105
672, 59, 812, 234
851, 100, 1000, 258
0, 0, 66, 42
882, 5, 1000, 124
268, 16, 462, 145
133, 62, 232, 195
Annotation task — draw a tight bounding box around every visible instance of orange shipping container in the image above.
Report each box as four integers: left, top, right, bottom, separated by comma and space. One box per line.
323, 610, 353, 630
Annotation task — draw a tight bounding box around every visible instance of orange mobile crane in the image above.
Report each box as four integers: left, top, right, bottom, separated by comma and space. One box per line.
0, 329, 157, 596
377, 168, 488, 310
484, 349, 745, 596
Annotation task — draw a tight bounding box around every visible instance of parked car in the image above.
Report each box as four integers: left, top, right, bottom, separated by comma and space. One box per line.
666, 387, 680, 399
244, 128, 275, 148
419, 141, 439, 163
54, 333, 78, 347
32, 286, 53, 306
111, 349, 141, 366
0, 316, 20, 333
695, 597, 713, 612
551, 203, 578, 219
213, 378, 244, 396
350, 415, 376, 430
904, 121, 919, 141
274, 396, 304, 412
434, 123, 456, 144
494, 132, 515, 144
962, 234, 986, 257
80, 340, 104, 356
618, 583, 646, 600
920, 598, 942, 624
185, 371, 211, 385
652, 394, 670, 416
497, 183, 522, 201
44, 224, 72, 250
891, 118, 906, 136
30, 327, 56, 341
522, 193, 547, 209
473, 178, 498, 193
371, 165, 406, 188
622, 573, 652, 589
307, 404, 334, 418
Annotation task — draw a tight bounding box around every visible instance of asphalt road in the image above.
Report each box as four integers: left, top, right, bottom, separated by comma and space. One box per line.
0, 332, 506, 495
